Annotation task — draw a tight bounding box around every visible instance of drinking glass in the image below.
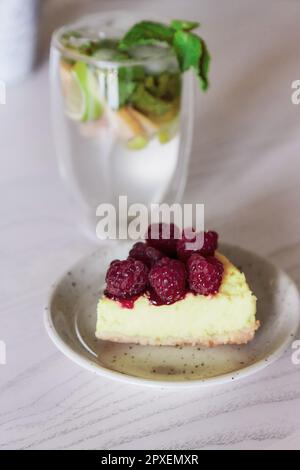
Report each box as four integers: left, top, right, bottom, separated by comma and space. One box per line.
50, 11, 194, 238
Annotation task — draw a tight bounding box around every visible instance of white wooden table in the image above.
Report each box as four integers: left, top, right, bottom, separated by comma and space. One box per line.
1, 0, 300, 450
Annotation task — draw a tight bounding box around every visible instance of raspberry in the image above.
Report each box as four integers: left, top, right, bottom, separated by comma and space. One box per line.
187, 254, 223, 295
105, 259, 148, 299
109, 259, 120, 267
129, 242, 163, 268
149, 257, 186, 304
207, 255, 224, 275
146, 223, 181, 257
177, 229, 218, 262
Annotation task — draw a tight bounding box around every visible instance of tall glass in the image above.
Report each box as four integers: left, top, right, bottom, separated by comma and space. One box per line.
50, 12, 194, 238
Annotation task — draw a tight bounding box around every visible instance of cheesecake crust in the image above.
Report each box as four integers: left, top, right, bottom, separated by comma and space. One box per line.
96, 320, 260, 347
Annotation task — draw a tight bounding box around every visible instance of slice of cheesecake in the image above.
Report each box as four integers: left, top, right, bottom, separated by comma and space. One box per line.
96, 252, 259, 347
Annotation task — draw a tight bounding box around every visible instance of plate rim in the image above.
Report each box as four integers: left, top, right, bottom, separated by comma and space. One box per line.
44, 243, 300, 388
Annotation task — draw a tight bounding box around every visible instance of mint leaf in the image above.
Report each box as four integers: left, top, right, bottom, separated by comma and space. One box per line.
119, 19, 210, 92
170, 20, 199, 31
119, 21, 174, 50
198, 40, 210, 91
117, 64, 145, 107
173, 30, 202, 71
119, 81, 137, 107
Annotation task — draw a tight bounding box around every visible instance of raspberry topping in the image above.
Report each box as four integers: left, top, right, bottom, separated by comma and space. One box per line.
187, 254, 224, 296
105, 259, 148, 299
129, 242, 163, 268
177, 229, 218, 262
146, 223, 181, 257
149, 257, 186, 304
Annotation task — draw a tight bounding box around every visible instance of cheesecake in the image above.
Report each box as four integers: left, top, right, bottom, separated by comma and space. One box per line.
95, 226, 259, 347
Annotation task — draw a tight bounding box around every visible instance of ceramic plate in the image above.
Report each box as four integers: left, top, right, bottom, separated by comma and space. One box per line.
45, 242, 300, 388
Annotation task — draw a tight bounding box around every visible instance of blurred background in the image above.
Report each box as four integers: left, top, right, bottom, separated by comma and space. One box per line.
2, 0, 300, 314
1, 0, 300, 302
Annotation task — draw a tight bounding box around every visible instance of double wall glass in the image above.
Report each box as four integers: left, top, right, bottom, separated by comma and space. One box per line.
50, 12, 194, 237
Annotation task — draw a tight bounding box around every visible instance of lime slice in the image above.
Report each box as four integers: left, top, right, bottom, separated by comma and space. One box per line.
64, 70, 85, 120
64, 61, 103, 122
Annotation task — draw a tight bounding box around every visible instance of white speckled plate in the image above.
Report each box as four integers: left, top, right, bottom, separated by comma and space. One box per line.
45, 242, 300, 388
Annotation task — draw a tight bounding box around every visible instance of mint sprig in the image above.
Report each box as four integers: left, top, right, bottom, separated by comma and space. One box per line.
170, 20, 200, 31
119, 21, 174, 49
119, 19, 210, 91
